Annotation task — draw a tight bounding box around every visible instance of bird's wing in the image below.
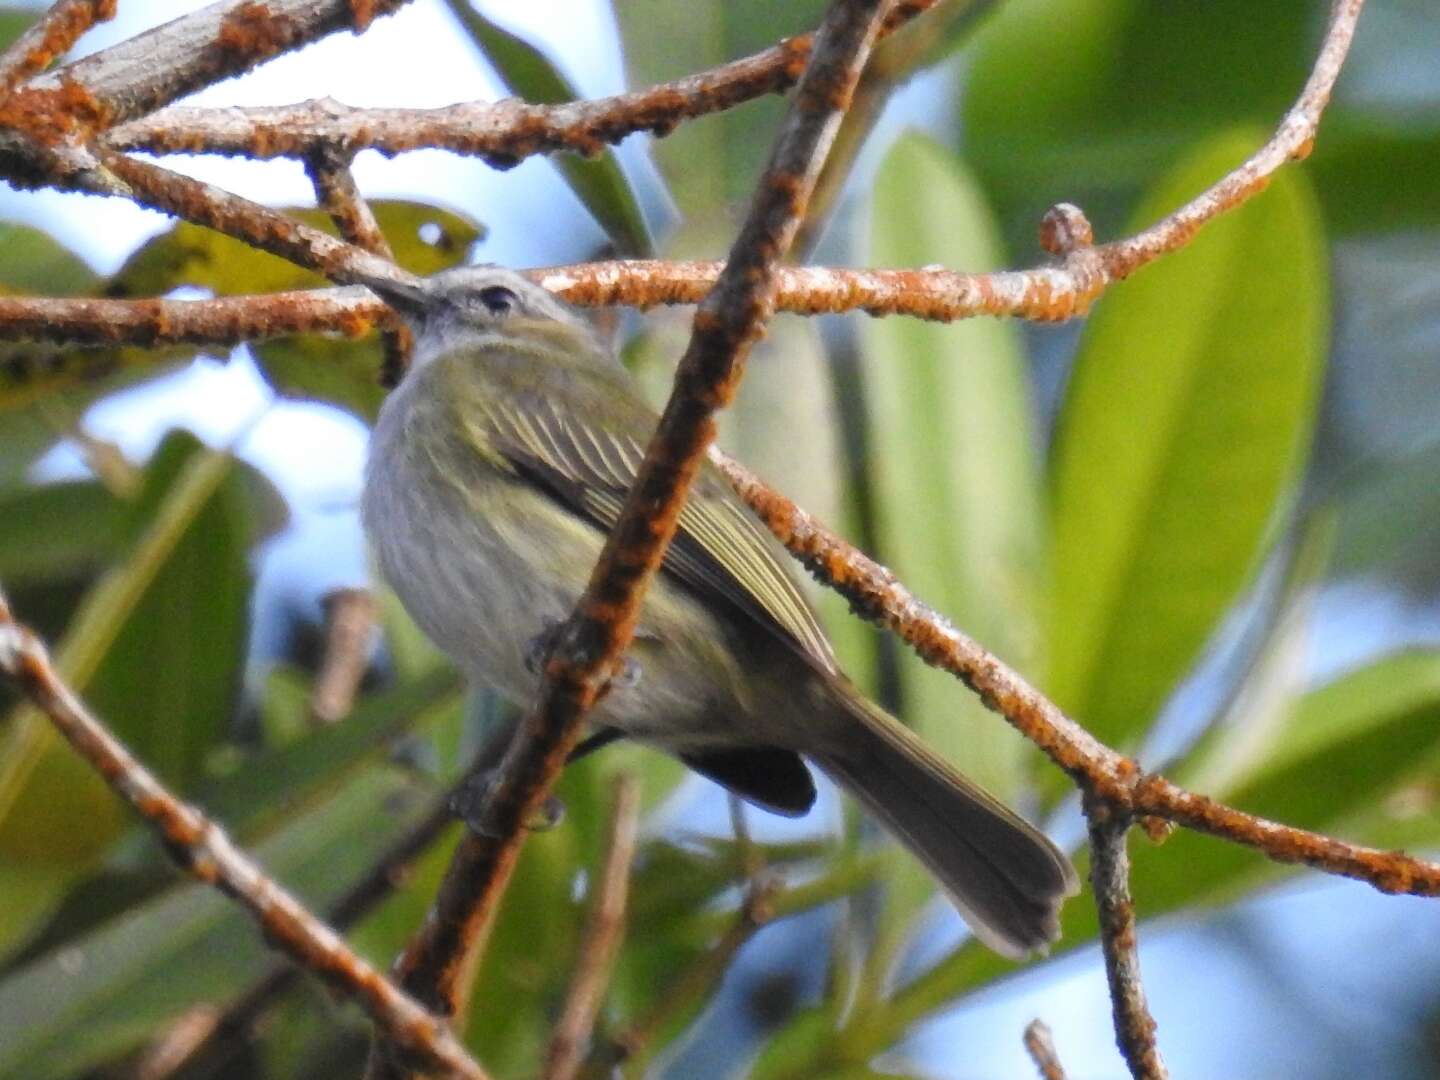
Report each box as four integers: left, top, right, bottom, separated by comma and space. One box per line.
472, 386, 838, 675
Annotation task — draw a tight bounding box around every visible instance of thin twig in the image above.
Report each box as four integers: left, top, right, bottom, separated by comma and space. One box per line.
371, 3, 891, 1073
303, 144, 413, 386
1086, 802, 1167, 1080
0, 0, 115, 96
0, 594, 489, 1080
542, 774, 641, 1080
1023, 1019, 1067, 1080
103, 2, 941, 162
308, 587, 377, 725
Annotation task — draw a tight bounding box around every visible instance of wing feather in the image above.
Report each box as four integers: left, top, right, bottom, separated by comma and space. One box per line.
474, 389, 837, 674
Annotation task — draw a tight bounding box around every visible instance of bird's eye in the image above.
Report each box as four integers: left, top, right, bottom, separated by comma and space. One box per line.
477, 285, 518, 316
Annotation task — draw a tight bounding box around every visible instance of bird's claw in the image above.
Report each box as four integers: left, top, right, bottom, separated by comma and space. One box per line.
524, 618, 566, 675
611, 655, 642, 690
450, 769, 566, 835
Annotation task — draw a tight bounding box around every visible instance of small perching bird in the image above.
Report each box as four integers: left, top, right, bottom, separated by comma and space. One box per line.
361, 265, 1077, 957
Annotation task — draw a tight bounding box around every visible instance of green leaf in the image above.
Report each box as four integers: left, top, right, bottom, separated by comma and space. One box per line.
0, 9, 38, 51
0, 767, 434, 1080
1224, 651, 1440, 806
1310, 124, 1440, 235
862, 133, 1044, 799
200, 666, 463, 838
0, 436, 269, 956
251, 336, 388, 421
1047, 130, 1328, 750
1174, 511, 1335, 797
962, 0, 1317, 244
0, 222, 100, 296
0, 222, 185, 417
0, 481, 126, 585
88, 432, 260, 786
962, 0, 1438, 241
1329, 440, 1440, 591
441, 0, 653, 256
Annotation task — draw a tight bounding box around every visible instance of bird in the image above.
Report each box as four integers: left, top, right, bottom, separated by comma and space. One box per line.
360, 265, 1077, 957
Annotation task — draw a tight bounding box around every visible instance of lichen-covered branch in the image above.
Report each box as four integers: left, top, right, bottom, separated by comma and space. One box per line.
1086, 804, 1167, 1080
0, 0, 115, 95
0, 593, 488, 1080
31, 0, 414, 125
103, 2, 940, 162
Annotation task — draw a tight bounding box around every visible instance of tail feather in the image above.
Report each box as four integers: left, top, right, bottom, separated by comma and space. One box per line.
813, 694, 1078, 958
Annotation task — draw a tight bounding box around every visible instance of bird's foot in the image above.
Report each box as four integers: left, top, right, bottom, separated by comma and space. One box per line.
450, 768, 565, 835
523, 618, 567, 676
610, 655, 642, 690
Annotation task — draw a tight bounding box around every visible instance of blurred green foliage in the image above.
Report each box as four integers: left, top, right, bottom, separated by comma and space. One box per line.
0, 2, 1437, 1078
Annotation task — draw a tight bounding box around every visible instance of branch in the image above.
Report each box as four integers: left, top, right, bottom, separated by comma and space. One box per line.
103, 2, 940, 162
32, 0, 414, 125
373, 1, 892, 1066
1086, 804, 1167, 1080
303, 142, 413, 385
308, 586, 377, 725
0, 0, 115, 96
542, 774, 641, 1080
0, 593, 489, 1080
0, 289, 389, 346
1023, 1019, 1067, 1080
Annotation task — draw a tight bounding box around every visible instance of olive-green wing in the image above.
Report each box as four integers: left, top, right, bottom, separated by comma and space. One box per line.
469, 385, 838, 675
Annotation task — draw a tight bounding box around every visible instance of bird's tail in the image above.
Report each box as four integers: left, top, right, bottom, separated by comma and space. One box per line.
811, 690, 1078, 958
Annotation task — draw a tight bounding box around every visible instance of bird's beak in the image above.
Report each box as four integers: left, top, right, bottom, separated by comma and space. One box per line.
356, 273, 432, 319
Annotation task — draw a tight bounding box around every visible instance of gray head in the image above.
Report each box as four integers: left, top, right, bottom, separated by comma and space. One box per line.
366, 265, 602, 373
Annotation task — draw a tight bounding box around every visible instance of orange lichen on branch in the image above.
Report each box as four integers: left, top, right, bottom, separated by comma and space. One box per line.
0, 0, 116, 94
212, 2, 304, 68
534, 257, 1107, 324
348, 0, 380, 32
1135, 777, 1440, 895
105, 2, 941, 164
0, 77, 112, 145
